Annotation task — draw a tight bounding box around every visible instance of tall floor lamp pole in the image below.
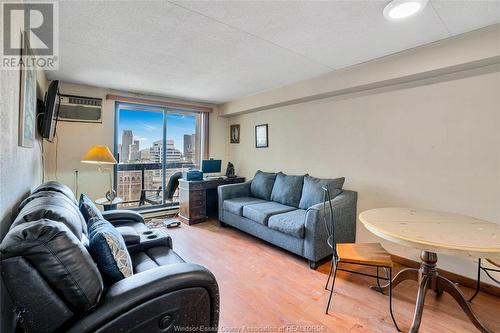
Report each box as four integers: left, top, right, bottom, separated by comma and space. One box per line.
81, 145, 118, 201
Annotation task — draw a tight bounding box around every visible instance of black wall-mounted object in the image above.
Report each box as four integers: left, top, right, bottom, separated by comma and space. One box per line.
39, 80, 60, 142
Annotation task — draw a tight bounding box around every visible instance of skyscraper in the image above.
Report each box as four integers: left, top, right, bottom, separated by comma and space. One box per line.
183, 134, 193, 162
121, 130, 133, 162
191, 133, 198, 165
129, 140, 140, 160
150, 140, 182, 164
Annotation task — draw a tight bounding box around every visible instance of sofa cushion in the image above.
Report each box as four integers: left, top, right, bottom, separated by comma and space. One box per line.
223, 197, 267, 216
79, 193, 104, 223
31, 181, 78, 205
250, 170, 277, 200
18, 190, 78, 213
88, 217, 133, 283
242, 202, 296, 225
268, 209, 307, 238
13, 194, 87, 240
270, 172, 305, 207
0, 219, 103, 312
298, 175, 345, 209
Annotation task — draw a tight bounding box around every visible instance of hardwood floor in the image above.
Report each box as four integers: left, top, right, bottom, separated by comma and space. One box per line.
150, 218, 500, 333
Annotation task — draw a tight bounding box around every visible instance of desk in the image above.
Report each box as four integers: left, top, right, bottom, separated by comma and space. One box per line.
359, 208, 500, 333
178, 177, 245, 225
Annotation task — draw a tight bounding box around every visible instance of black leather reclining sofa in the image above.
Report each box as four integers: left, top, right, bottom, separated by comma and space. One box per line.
0, 181, 219, 333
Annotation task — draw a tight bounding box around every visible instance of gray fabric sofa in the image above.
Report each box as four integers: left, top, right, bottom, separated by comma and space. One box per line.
218, 171, 357, 269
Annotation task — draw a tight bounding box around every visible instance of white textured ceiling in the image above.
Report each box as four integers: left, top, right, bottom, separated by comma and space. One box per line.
48, 0, 500, 104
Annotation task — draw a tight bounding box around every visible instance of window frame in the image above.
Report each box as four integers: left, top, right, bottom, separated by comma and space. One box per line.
113, 101, 209, 212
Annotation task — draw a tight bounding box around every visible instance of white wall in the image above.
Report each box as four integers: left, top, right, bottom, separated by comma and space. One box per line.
44, 83, 227, 201
225, 70, 500, 282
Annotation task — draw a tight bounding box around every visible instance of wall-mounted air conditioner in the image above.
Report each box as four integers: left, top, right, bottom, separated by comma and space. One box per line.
58, 95, 103, 123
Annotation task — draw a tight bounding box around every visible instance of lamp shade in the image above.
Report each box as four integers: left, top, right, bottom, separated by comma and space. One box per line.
81, 145, 117, 164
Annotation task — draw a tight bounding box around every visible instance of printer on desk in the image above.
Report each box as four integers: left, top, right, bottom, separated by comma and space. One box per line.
182, 169, 203, 181
182, 159, 222, 181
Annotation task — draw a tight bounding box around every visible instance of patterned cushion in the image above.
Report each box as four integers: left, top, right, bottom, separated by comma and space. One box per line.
88, 217, 133, 283
270, 172, 305, 207
250, 171, 277, 200
298, 175, 345, 209
79, 193, 103, 223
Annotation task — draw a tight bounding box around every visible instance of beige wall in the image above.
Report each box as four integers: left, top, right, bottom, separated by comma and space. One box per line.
216, 25, 500, 283
225, 70, 500, 283
42, 25, 499, 284
44, 83, 227, 201
44, 83, 113, 200
0, 14, 49, 332
0, 44, 49, 240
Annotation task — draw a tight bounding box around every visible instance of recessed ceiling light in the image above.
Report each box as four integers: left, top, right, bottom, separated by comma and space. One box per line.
383, 0, 428, 21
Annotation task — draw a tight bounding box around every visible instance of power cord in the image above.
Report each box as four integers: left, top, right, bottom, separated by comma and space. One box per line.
36, 112, 45, 183
54, 132, 59, 180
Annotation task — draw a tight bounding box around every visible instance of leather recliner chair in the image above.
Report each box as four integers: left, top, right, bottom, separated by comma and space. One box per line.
0, 181, 219, 333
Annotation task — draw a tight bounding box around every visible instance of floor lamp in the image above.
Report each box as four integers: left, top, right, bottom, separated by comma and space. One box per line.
81, 145, 118, 201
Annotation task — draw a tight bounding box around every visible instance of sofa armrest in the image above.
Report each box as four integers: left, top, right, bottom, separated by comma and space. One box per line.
67, 263, 219, 333
102, 210, 145, 226
217, 181, 251, 220
303, 190, 358, 262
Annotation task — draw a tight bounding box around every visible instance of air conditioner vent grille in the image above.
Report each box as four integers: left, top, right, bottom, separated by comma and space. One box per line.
68, 97, 102, 106
58, 94, 103, 123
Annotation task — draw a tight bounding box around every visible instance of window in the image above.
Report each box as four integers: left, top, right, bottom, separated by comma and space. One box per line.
115, 102, 207, 209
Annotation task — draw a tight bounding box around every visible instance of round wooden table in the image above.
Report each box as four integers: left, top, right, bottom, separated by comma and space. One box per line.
359, 208, 500, 333
95, 197, 123, 211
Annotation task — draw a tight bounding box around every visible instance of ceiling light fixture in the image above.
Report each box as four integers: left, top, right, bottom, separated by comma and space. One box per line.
383, 0, 428, 21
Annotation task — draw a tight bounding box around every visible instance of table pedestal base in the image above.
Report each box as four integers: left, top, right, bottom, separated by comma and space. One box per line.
378, 251, 493, 333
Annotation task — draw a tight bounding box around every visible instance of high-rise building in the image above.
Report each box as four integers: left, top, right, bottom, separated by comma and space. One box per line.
149, 139, 182, 164
166, 140, 182, 162
183, 134, 193, 162
191, 133, 198, 165
120, 130, 133, 162
139, 149, 150, 162
150, 140, 162, 164
116, 171, 142, 206
129, 140, 140, 160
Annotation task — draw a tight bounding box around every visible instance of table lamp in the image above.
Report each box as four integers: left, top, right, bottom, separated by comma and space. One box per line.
81, 145, 118, 201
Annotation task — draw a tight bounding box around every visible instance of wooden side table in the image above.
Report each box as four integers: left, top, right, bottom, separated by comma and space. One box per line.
95, 197, 123, 211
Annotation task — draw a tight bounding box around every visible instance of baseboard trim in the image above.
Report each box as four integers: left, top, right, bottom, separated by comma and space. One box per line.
392, 255, 500, 297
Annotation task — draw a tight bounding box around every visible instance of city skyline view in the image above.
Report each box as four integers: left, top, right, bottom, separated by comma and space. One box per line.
116, 106, 201, 207
118, 108, 197, 153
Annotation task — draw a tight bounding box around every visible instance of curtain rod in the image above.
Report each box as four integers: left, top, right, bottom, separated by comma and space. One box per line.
106, 94, 213, 113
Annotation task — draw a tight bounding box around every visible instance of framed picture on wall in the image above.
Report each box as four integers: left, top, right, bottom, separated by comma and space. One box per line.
230, 124, 240, 143
255, 124, 268, 148
19, 31, 37, 148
